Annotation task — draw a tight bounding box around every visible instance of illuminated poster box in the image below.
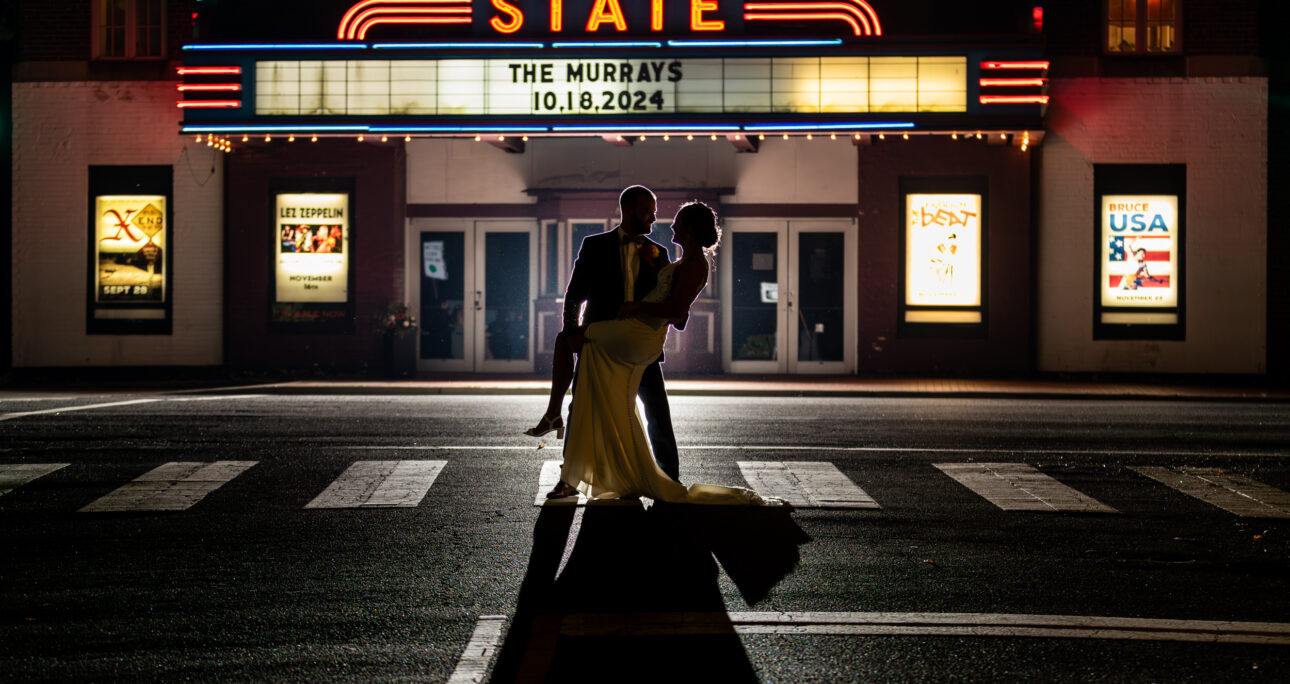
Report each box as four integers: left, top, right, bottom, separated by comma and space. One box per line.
1099, 195, 1179, 317
1092, 164, 1185, 339
904, 192, 982, 324
273, 192, 351, 324
95, 195, 166, 304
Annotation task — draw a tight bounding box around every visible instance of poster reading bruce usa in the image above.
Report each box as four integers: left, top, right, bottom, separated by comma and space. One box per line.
1100, 195, 1178, 308
275, 193, 349, 304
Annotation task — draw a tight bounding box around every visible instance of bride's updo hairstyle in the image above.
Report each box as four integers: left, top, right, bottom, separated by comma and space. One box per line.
676, 201, 722, 256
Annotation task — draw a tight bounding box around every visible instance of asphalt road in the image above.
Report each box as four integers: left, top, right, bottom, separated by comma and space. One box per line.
2, 391, 1289, 682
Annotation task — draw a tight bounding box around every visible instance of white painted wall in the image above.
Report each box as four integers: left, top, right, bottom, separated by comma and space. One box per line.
405, 135, 856, 204
1038, 77, 1267, 373
11, 82, 225, 367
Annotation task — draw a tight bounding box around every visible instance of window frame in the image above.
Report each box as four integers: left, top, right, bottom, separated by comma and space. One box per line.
1104, 0, 1183, 56
91, 0, 167, 61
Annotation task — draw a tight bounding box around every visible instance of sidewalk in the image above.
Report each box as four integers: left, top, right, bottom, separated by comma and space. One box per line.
196, 374, 1290, 401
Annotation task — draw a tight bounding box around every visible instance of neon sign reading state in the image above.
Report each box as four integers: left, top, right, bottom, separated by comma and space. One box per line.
336, 0, 883, 40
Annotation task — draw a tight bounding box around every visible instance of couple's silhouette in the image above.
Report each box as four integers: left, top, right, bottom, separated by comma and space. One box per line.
525, 186, 777, 506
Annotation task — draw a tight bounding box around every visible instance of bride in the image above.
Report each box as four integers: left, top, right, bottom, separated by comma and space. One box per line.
528, 201, 771, 505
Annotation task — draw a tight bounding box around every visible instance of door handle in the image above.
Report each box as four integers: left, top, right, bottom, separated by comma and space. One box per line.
474, 290, 482, 312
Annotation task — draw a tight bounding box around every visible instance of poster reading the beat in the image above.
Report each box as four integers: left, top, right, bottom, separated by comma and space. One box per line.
905, 193, 982, 307
1100, 195, 1179, 309
275, 193, 349, 305
94, 195, 166, 303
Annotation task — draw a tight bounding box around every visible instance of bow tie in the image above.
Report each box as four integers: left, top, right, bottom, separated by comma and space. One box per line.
622, 234, 647, 245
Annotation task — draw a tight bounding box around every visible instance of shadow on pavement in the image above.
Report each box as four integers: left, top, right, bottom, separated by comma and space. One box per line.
489, 502, 810, 683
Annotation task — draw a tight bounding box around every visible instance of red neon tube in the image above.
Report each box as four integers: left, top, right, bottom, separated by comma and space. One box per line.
177, 84, 242, 92
744, 12, 863, 36
979, 95, 1049, 104
176, 66, 242, 75
979, 78, 1048, 87
980, 61, 1050, 70
175, 100, 243, 108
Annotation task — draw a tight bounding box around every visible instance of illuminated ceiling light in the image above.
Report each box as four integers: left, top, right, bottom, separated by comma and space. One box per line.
806, 133, 813, 140
853, 133, 861, 140
1021, 143, 1029, 151
499, 135, 506, 141
663, 134, 670, 141
878, 132, 885, 140
758, 134, 765, 140
975, 131, 983, 139
734, 134, 741, 140
639, 135, 646, 141
405, 135, 412, 142
616, 135, 624, 141
902, 132, 909, 140
782, 133, 789, 140
474, 135, 481, 142
311, 135, 318, 142
686, 134, 694, 141
951, 132, 958, 139
241, 135, 249, 142
288, 135, 295, 142
206, 138, 213, 147
830, 133, 837, 140
265, 135, 271, 142
357, 135, 364, 142
381, 135, 388, 142
710, 134, 717, 141
195, 135, 203, 142
522, 135, 529, 142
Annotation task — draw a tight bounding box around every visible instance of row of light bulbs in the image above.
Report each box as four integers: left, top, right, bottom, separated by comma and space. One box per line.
198, 130, 1030, 151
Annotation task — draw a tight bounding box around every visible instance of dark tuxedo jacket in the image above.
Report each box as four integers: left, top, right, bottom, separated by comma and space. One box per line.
563, 228, 680, 334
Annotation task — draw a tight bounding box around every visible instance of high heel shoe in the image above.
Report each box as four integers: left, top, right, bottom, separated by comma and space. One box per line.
524, 414, 564, 439
546, 481, 578, 499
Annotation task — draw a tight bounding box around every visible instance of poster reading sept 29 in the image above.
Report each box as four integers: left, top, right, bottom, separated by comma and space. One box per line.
275, 193, 349, 305
95, 195, 166, 303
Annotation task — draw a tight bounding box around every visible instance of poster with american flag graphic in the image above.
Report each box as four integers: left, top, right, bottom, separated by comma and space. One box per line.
1100, 195, 1178, 309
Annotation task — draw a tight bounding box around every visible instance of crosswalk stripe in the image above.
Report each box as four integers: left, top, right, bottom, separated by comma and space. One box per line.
1132, 466, 1290, 518
447, 616, 507, 684
0, 463, 70, 495
534, 460, 645, 507
305, 460, 446, 508
79, 461, 257, 512
934, 462, 1117, 513
737, 461, 880, 509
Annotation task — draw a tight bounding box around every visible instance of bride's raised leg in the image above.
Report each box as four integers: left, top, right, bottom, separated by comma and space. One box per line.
524, 328, 584, 438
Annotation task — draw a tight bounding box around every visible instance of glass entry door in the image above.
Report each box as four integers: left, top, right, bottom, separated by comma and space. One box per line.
410, 219, 537, 373
721, 219, 856, 374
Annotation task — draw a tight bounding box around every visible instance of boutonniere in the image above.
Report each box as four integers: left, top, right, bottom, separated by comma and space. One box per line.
638, 242, 661, 261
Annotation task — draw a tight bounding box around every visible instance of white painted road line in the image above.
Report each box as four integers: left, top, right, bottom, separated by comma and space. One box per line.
345, 444, 1282, 459
79, 461, 257, 512
0, 463, 70, 495
934, 462, 1117, 513
447, 616, 508, 684
535, 460, 644, 507
0, 398, 161, 421
558, 611, 1290, 645
1132, 466, 1290, 518
737, 461, 879, 509
305, 460, 446, 508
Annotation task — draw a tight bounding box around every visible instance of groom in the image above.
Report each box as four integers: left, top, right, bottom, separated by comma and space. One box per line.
561, 185, 683, 481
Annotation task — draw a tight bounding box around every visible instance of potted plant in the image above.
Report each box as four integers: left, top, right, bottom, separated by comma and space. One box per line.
378, 302, 417, 378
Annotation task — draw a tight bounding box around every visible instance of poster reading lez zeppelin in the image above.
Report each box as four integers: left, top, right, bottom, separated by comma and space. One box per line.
275, 193, 349, 304
95, 195, 166, 303
1101, 195, 1179, 308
